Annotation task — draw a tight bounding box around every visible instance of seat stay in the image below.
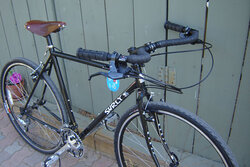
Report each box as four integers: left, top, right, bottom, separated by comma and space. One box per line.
25, 20, 66, 37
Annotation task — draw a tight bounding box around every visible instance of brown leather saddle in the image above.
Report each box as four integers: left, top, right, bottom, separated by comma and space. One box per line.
25, 20, 66, 37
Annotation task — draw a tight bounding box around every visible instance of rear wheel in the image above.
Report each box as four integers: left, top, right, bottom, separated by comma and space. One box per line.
114, 102, 238, 167
1, 58, 67, 154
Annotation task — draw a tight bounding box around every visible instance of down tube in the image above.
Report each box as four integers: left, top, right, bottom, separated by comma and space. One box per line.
79, 81, 138, 139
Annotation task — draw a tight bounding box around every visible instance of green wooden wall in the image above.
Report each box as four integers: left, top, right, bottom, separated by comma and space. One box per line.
0, 0, 249, 166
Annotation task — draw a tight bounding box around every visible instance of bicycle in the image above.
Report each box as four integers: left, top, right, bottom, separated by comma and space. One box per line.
0, 20, 238, 167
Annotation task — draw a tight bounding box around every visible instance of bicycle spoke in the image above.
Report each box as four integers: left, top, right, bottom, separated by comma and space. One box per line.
27, 114, 60, 133
123, 144, 152, 167
1, 59, 65, 152
42, 105, 62, 122
115, 103, 235, 167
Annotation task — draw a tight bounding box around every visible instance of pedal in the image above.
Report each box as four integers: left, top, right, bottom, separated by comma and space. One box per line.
43, 128, 84, 167
43, 153, 60, 167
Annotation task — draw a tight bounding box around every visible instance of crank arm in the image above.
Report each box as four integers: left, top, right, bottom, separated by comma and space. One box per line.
43, 143, 68, 167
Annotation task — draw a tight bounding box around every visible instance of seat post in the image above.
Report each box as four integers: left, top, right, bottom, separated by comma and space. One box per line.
46, 35, 54, 51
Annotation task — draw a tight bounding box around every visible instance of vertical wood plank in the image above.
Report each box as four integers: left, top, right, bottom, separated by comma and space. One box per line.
44, 0, 62, 47
228, 35, 250, 166
198, 0, 249, 140
105, 0, 136, 114
54, 0, 93, 112
0, 0, 23, 59
11, 0, 39, 63
133, 0, 166, 102
43, 0, 69, 94
195, 1, 250, 163
80, 0, 112, 114
44, 0, 56, 20
0, 12, 11, 68
167, 0, 205, 114
165, 0, 205, 154
24, 0, 64, 99
26, 0, 49, 62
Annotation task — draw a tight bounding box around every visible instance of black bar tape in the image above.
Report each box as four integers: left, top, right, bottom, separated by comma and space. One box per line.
155, 29, 199, 47
77, 47, 150, 64
126, 47, 151, 64
77, 48, 110, 61
157, 21, 199, 47
164, 21, 185, 32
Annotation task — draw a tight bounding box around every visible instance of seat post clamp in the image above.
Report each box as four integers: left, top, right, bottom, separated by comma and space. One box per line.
47, 45, 54, 49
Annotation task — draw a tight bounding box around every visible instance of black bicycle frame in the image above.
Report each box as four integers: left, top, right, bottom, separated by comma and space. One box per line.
21, 35, 164, 166
79, 81, 138, 139
24, 35, 146, 139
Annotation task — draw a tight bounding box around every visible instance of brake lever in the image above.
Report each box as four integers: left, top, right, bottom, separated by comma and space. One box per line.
108, 72, 124, 80
89, 58, 125, 81
88, 71, 124, 81
88, 72, 108, 81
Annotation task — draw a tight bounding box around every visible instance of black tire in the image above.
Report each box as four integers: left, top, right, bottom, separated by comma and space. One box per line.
1, 57, 68, 154
114, 102, 238, 167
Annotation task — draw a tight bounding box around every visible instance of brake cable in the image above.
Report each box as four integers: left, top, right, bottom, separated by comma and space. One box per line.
148, 41, 214, 90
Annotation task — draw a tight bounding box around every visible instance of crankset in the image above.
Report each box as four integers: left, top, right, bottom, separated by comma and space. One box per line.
63, 128, 84, 158
43, 128, 84, 167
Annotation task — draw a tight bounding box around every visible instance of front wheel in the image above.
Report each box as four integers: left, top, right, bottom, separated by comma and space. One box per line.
114, 102, 238, 167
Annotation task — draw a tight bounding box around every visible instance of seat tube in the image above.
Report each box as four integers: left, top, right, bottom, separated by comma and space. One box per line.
46, 35, 77, 128
46, 35, 54, 50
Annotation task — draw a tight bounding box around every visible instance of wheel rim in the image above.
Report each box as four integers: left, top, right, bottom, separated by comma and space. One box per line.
117, 109, 229, 167
2, 62, 63, 152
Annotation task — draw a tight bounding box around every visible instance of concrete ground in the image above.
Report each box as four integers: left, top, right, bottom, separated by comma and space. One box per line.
0, 107, 118, 167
